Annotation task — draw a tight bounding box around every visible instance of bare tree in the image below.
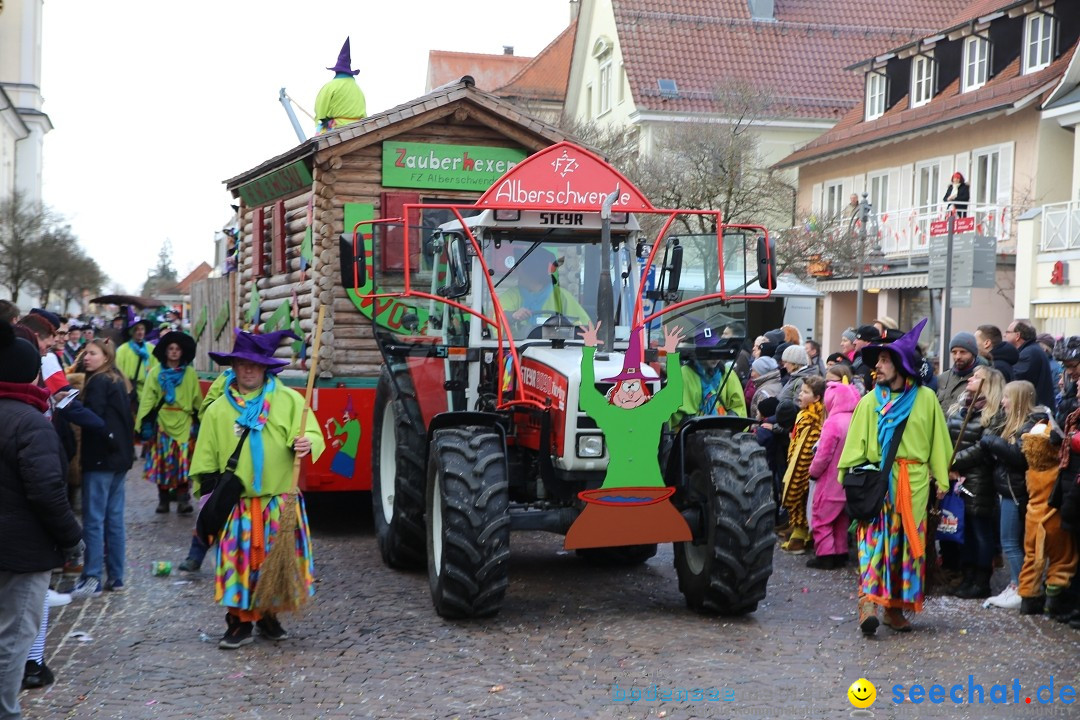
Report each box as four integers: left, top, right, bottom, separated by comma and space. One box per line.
0, 192, 51, 303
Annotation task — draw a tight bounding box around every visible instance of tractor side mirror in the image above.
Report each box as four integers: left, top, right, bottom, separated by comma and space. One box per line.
756, 234, 776, 290
666, 242, 683, 294
339, 233, 367, 290
442, 234, 470, 299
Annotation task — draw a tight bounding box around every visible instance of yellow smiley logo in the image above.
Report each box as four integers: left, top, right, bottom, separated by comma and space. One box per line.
848, 678, 876, 709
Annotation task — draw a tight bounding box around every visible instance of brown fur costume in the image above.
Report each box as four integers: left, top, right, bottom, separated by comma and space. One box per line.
1019, 424, 1078, 598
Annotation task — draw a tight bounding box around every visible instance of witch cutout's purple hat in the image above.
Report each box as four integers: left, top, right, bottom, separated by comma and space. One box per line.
327, 37, 360, 76
208, 329, 299, 370
860, 317, 928, 380
602, 328, 653, 383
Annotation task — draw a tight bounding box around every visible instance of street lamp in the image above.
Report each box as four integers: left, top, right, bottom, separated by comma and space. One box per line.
848, 193, 884, 324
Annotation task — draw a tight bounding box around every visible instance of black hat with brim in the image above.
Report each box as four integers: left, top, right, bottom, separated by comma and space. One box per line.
153, 331, 197, 366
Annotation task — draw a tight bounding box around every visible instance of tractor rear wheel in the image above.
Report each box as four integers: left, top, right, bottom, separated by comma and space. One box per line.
427, 426, 511, 618
371, 367, 427, 569
674, 430, 774, 615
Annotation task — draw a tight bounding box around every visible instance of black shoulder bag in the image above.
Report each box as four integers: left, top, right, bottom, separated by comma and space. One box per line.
195, 428, 251, 546
843, 415, 909, 522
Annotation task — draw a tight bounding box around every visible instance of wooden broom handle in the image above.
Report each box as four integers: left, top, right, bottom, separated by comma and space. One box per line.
291, 304, 326, 488
951, 376, 984, 457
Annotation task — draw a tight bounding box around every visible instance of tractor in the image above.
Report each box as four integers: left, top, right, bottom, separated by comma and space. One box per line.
341, 143, 777, 618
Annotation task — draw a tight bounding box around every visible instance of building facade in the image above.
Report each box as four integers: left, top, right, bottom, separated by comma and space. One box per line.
0, 0, 51, 203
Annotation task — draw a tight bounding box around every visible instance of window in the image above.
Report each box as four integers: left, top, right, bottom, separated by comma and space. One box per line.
868, 172, 889, 215
963, 36, 989, 91
865, 72, 886, 120
598, 58, 612, 115
915, 162, 940, 212
823, 182, 844, 220
973, 148, 1000, 207
911, 54, 934, 107
618, 65, 626, 104
1024, 12, 1054, 73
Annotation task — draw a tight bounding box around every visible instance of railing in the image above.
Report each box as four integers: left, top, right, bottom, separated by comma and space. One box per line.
812, 202, 1016, 264
1041, 200, 1080, 251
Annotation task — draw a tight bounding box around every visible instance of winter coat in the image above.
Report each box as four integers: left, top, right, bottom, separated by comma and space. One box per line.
749, 369, 783, 419
1014, 340, 1056, 410
936, 364, 977, 412
81, 370, 135, 473
989, 340, 1018, 382
777, 364, 821, 406
808, 382, 861, 506
0, 398, 83, 572
949, 403, 1004, 517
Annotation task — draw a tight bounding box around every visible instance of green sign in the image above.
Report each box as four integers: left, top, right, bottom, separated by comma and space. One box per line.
237, 160, 313, 206
381, 142, 526, 191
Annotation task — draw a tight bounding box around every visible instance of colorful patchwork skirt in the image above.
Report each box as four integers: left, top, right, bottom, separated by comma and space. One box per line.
215, 494, 315, 612
144, 429, 192, 490
857, 497, 927, 612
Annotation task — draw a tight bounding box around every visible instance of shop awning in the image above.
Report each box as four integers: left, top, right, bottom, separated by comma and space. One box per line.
1032, 301, 1080, 319
814, 273, 929, 293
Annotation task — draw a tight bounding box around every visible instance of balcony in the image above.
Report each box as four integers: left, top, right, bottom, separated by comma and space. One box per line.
1041, 200, 1080, 251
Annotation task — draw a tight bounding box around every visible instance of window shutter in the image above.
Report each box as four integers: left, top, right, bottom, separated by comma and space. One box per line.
811, 183, 823, 216
997, 142, 1014, 207
272, 200, 287, 275
380, 192, 422, 271
252, 207, 265, 279
887, 167, 902, 214
953, 151, 971, 183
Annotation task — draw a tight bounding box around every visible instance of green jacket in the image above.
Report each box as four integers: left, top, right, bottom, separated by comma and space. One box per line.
136, 365, 203, 442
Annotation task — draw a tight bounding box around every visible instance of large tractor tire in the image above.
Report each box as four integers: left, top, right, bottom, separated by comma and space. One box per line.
426, 426, 511, 618
674, 430, 775, 615
575, 544, 658, 566
371, 367, 427, 569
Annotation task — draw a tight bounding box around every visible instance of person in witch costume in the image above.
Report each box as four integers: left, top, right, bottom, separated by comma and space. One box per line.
838, 318, 952, 635
315, 37, 367, 134
136, 331, 203, 514
115, 318, 156, 399
178, 329, 300, 574
189, 332, 324, 649
565, 322, 691, 549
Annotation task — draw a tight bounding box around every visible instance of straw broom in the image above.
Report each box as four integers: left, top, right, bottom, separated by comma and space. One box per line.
253, 305, 325, 614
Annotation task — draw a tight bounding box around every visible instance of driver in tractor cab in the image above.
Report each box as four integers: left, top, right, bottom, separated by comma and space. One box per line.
498, 248, 590, 334
669, 323, 747, 427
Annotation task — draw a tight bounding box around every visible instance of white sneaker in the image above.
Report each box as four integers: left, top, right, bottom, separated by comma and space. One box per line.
984, 584, 1021, 610
46, 589, 71, 608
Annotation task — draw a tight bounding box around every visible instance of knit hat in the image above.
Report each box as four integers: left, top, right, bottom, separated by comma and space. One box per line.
757, 396, 779, 419
774, 342, 792, 362
949, 332, 978, 357
29, 308, 62, 330
826, 352, 851, 366
781, 344, 810, 367
763, 329, 786, 345
855, 325, 881, 343
751, 356, 778, 376
841, 329, 857, 344
0, 321, 41, 383
1037, 333, 1056, 349
758, 341, 778, 358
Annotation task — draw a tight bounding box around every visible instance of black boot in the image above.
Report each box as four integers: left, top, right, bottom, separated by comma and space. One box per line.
1020, 596, 1046, 615
1046, 590, 1075, 621
155, 488, 170, 513
948, 567, 975, 597
176, 490, 193, 514
954, 567, 992, 599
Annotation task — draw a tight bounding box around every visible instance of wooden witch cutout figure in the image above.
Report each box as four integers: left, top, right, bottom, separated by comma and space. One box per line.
564, 322, 693, 549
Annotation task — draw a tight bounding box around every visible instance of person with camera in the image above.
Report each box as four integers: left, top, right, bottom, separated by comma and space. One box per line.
839, 318, 952, 636
0, 321, 84, 719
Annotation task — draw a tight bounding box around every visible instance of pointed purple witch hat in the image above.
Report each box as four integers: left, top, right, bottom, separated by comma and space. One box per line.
860, 317, 928, 380
327, 37, 360, 75
602, 328, 650, 383
208, 328, 299, 369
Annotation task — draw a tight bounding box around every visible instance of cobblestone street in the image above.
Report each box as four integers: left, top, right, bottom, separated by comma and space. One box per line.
21, 469, 1080, 720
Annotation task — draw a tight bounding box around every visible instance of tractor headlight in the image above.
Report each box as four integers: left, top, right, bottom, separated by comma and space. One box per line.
577, 434, 604, 458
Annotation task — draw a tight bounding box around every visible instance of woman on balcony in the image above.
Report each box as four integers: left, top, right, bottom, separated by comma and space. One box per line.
943, 172, 970, 218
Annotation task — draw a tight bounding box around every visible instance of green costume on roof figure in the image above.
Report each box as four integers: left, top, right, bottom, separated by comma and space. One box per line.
315, 37, 367, 134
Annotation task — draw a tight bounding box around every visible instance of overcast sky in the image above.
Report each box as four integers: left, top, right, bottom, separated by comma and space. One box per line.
41, 0, 572, 293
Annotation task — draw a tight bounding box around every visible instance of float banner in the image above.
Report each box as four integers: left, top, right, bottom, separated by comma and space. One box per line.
382, 142, 527, 191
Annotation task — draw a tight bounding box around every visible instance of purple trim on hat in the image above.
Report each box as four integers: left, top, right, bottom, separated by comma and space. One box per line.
208, 329, 290, 368
860, 317, 928, 380
602, 329, 650, 383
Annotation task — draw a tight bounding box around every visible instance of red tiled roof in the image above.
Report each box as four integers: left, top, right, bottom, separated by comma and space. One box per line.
611, 0, 970, 119
776, 42, 1078, 168
174, 263, 213, 294
947, 0, 1026, 28
426, 50, 532, 93
495, 22, 576, 102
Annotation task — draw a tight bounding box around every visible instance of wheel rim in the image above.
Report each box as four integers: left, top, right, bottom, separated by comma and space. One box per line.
431, 471, 444, 576
379, 405, 396, 525
683, 471, 709, 575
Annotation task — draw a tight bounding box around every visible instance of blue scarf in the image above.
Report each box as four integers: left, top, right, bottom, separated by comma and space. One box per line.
694, 361, 726, 416
128, 340, 149, 366
518, 284, 553, 313
158, 366, 186, 404
875, 379, 918, 466
225, 374, 275, 493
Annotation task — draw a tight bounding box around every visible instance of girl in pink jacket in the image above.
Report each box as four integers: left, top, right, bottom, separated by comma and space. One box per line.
807, 380, 862, 568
